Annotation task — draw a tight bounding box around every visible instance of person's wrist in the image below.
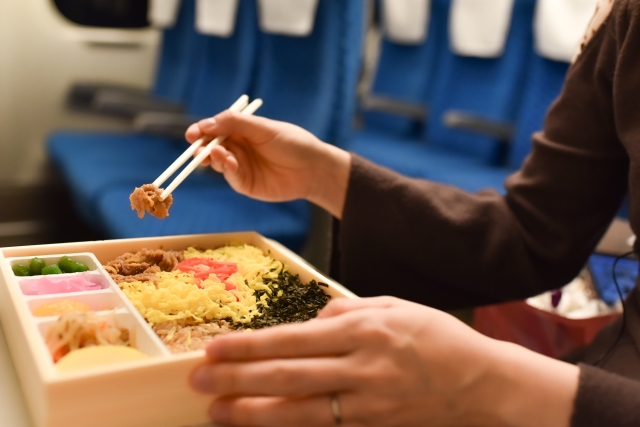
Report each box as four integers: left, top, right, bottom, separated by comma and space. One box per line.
307, 143, 351, 219
462, 340, 579, 427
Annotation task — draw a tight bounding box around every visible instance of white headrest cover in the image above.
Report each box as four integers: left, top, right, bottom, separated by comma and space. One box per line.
195, 0, 239, 37
534, 0, 599, 63
449, 0, 515, 58
148, 0, 182, 29
257, 0, 320, 37
381, 0, 431, 45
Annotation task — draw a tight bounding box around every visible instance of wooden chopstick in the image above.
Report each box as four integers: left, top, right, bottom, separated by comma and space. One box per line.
159, 98, 264, 200
152, 94, 249, 188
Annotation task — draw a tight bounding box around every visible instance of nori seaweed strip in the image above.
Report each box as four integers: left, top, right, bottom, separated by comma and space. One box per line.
242, 271, 331, 329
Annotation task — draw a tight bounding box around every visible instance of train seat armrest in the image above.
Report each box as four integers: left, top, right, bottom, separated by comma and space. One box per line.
359, 94, 429, 123
443, 110, 514, 142
91, 90, 185, 119
66, 82, 149, 110
133, 112, 198, 139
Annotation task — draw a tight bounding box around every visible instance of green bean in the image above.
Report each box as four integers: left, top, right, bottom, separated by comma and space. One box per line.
29, 257, 46, 276
41, 264, 62, 275
12, 264, 30, 276
58, 256, 89, 273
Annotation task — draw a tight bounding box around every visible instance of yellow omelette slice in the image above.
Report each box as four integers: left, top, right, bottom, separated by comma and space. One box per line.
56, 346, 148, 372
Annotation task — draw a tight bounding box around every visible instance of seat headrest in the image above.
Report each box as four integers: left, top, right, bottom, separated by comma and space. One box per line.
257, 0, 320, 36
148, 0, 182, 28
534, 0, 599, 63
195, 0, 240, 37
449, 0, 515, 58
381, 0, 431, 45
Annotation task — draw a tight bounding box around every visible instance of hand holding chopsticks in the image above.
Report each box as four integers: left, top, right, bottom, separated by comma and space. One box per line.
154, 95, 264, 201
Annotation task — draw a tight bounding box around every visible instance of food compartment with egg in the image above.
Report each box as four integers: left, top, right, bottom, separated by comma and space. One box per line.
5, 252, 169, 373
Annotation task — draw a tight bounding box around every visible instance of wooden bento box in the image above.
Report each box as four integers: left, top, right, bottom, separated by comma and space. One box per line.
0, 232, 356, 427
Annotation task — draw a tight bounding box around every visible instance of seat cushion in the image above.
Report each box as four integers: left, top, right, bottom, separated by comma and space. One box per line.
48, 131, 224, 224
349, 129, 512, 193
96, 183, 311, 252
349, 129, 484, 178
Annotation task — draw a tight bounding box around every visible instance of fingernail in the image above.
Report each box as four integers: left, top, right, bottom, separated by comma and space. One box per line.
190, 366, 213, 393
210, 401, 231, 423
199, 118, 217, 131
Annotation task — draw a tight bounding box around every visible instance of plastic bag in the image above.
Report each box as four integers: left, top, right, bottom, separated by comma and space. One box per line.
473, 273, 620, 358
473, 299, 618, 358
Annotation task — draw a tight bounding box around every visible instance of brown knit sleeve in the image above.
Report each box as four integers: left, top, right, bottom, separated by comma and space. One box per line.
334, 2, 630, 310
571, 364, 640, 427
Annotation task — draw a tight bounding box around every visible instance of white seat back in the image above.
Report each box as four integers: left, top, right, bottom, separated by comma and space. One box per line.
534, 0, 598, 63
381, 0, 431, 45
195, 0, 240, 37
449, 0, 515, 58
257, 0, 320, 36
148, 0, 182, 28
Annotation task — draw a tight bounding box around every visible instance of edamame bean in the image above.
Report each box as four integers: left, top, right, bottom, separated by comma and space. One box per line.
41, 264, 62, 275
29, 257, 46, 275
58, 256, 89, 273
12, 264, 30, 276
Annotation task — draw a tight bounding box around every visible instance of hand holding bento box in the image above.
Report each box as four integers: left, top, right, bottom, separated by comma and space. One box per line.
190, 296, 578, 427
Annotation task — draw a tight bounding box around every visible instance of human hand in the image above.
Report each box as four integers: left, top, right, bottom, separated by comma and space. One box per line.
185, 112, 350, 218
189, 296, 579, 427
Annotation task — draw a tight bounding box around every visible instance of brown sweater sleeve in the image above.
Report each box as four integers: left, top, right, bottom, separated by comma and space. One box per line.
572, 364, 640, 427
335, 2, 630, 311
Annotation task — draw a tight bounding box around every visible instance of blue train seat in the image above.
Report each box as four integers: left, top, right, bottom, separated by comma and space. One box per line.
48, 133, 224, 223
419, 58, 570, 194
151, 0, 204, 103
60, 0, 367, 252
348, 0, 535, 180
250, 0, 366, 146
67, 0, 204, 116
133, 0, 260, 136
48, 0, 257, 226
358, 0, 446, 138
96, 184, 310, 252
426, 0, 535, 165
423, 0, 596, 193
347, 0, 449, 169
346, 0, 595, 204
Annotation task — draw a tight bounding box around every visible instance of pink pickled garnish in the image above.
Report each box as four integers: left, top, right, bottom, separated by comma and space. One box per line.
21, 273, 103, 295
175, 257, 239, 290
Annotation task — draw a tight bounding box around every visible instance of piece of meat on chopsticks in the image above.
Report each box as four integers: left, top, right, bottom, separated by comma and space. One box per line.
129, 184, 173, 219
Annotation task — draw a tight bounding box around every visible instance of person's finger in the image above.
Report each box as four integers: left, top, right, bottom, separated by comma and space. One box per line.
208, 394, 360, 427
209, 145, 231, 173
213, 141, 251, 194
316, 296, 406, 319
204, 315, 358, 361
191, 357, 354, 396
209, 143, 244, 178
185, 122, 203, 143
206, 110, 280, 142
195, 147, 212, 166
222, 153, 240, 175
197, 117, 218, 134
184, 117, 220, 147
